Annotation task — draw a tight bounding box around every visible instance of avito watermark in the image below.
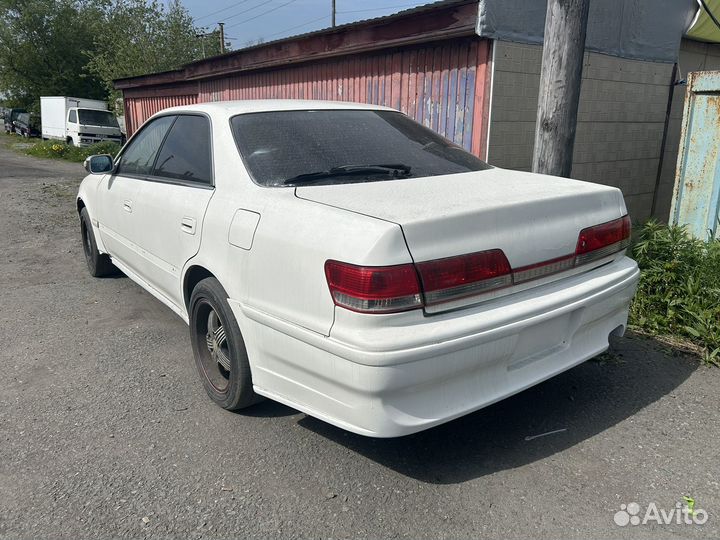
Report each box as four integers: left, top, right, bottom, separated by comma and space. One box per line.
614, 498, 708, 527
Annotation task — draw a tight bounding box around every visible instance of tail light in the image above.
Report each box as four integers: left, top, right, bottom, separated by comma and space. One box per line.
325, 215, 631, 314
575, 215, 631, 265
324, 260, 422, 313
415, 250, 512, 306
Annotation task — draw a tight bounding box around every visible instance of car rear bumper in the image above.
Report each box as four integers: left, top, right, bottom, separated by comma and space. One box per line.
232, 256, 640, 437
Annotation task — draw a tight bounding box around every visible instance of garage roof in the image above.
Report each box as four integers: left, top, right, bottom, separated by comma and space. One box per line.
115, 0, 699, 91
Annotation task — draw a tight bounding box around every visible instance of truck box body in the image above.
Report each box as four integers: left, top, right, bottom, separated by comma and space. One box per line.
40, 96, 122, 146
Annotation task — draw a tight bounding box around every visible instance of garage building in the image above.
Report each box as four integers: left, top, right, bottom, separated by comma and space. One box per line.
115, 0, 712, 222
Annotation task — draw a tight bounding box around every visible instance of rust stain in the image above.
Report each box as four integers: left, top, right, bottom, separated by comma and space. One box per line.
671, 73, 720, 239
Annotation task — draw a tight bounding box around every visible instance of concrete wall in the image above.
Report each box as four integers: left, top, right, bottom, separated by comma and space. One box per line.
487, 40, 675, 222
654, 38, 720, 222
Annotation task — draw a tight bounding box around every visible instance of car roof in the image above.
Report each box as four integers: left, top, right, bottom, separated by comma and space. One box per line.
154, 99, 397, 117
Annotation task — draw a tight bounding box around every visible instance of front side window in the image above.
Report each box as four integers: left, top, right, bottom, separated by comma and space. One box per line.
230, 110, 491, 187
68, 110, 77, 123
78, 109, 119, 128
152, 115, 212, 184
117, 115, 175, 176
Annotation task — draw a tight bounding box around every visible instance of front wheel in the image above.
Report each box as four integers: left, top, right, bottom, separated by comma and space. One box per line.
79, 207, 116, 277
189, 277, 260, 410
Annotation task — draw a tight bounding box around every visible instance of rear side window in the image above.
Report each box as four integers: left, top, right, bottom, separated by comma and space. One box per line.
153, 115, 212, 185
117, 115, 175, 176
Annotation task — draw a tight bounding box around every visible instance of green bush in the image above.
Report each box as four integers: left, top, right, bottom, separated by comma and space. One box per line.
25, 140, 121, 162
630, 220, 720, 365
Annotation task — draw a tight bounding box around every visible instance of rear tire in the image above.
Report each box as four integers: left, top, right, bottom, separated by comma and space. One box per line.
79, 207, 116, 277
189, 277, 260, 410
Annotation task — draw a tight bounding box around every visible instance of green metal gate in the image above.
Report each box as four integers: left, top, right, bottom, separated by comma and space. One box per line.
671, 71, 720, 239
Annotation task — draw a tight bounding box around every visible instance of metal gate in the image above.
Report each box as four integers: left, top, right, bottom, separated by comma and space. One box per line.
671, 71, 720, 239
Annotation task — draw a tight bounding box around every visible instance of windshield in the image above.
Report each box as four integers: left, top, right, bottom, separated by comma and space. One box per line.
9, 109, 26, 122
78, 109, 119, 128
230, 110, 491, 187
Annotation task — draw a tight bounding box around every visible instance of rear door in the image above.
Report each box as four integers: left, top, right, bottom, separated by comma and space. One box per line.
130, 114, 215, 308
97, 115, 175, 271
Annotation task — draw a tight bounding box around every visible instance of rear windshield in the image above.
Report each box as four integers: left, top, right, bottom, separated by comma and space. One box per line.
78, 109, 119, 128
230, 109, 491, 187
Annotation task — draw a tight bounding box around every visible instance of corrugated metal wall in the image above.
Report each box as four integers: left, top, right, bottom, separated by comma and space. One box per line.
123, 37, 491, 157
124, 94, 198, 136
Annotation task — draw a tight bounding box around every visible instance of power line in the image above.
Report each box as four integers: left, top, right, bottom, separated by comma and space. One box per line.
337, 2, 424, 15
222, 0, 276, 23
226, 0, 299, 29
194, 0, 254, 22
224, 0, 422, 46
266, 14, 329, 39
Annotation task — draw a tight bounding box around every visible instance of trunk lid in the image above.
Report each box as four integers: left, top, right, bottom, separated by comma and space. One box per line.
297, 169, 627, 307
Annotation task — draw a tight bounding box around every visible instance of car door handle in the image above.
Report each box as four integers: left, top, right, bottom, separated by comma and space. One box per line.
123, 200, 132, 213
180, 217, 196, 235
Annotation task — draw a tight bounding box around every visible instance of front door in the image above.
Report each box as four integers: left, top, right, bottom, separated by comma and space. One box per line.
97, 115, 175, 274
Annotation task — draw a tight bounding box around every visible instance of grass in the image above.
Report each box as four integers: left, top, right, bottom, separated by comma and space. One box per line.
629, 220, 720, 366
25, 139, 121, 162
1, 131, 120, 162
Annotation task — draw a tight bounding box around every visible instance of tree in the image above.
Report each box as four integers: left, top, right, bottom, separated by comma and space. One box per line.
0, 0, 224, 111
0, 0, 105, 109
86, 0, 224, 109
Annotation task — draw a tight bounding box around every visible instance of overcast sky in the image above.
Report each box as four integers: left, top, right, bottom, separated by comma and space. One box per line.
177, 0, 429, 47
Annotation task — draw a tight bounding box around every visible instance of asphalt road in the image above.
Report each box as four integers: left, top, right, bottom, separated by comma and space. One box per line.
1, 136, 719, 539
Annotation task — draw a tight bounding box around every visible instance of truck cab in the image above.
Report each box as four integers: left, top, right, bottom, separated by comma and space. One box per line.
66, 107, 123, 146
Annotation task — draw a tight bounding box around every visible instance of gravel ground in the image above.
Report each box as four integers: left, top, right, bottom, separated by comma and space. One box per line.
0, 136, 719, 539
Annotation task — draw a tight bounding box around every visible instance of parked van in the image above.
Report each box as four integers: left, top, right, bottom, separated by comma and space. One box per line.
3, 108, 27, 134
13, 112, 41, 138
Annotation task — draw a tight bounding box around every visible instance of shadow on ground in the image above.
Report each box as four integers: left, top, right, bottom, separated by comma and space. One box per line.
287, 332, 699, 484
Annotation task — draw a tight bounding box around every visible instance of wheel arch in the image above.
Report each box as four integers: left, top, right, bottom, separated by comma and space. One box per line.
183, 265, 216, 310
76, 195, 109, 254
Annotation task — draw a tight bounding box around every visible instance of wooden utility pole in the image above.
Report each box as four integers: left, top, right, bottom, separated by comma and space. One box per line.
218, 22, 225, 54
195, 33, 206, 58
332, 0, 336, 27
532, 0, 590, 178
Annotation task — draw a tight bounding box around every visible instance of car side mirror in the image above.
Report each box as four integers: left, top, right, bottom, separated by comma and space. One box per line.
84, 154, 114, 174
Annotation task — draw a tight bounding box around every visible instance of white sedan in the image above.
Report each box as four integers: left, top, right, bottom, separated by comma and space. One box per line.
77, 100, 639, 437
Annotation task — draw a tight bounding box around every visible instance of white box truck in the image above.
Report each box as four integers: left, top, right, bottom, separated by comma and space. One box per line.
40, 96, 123, 146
